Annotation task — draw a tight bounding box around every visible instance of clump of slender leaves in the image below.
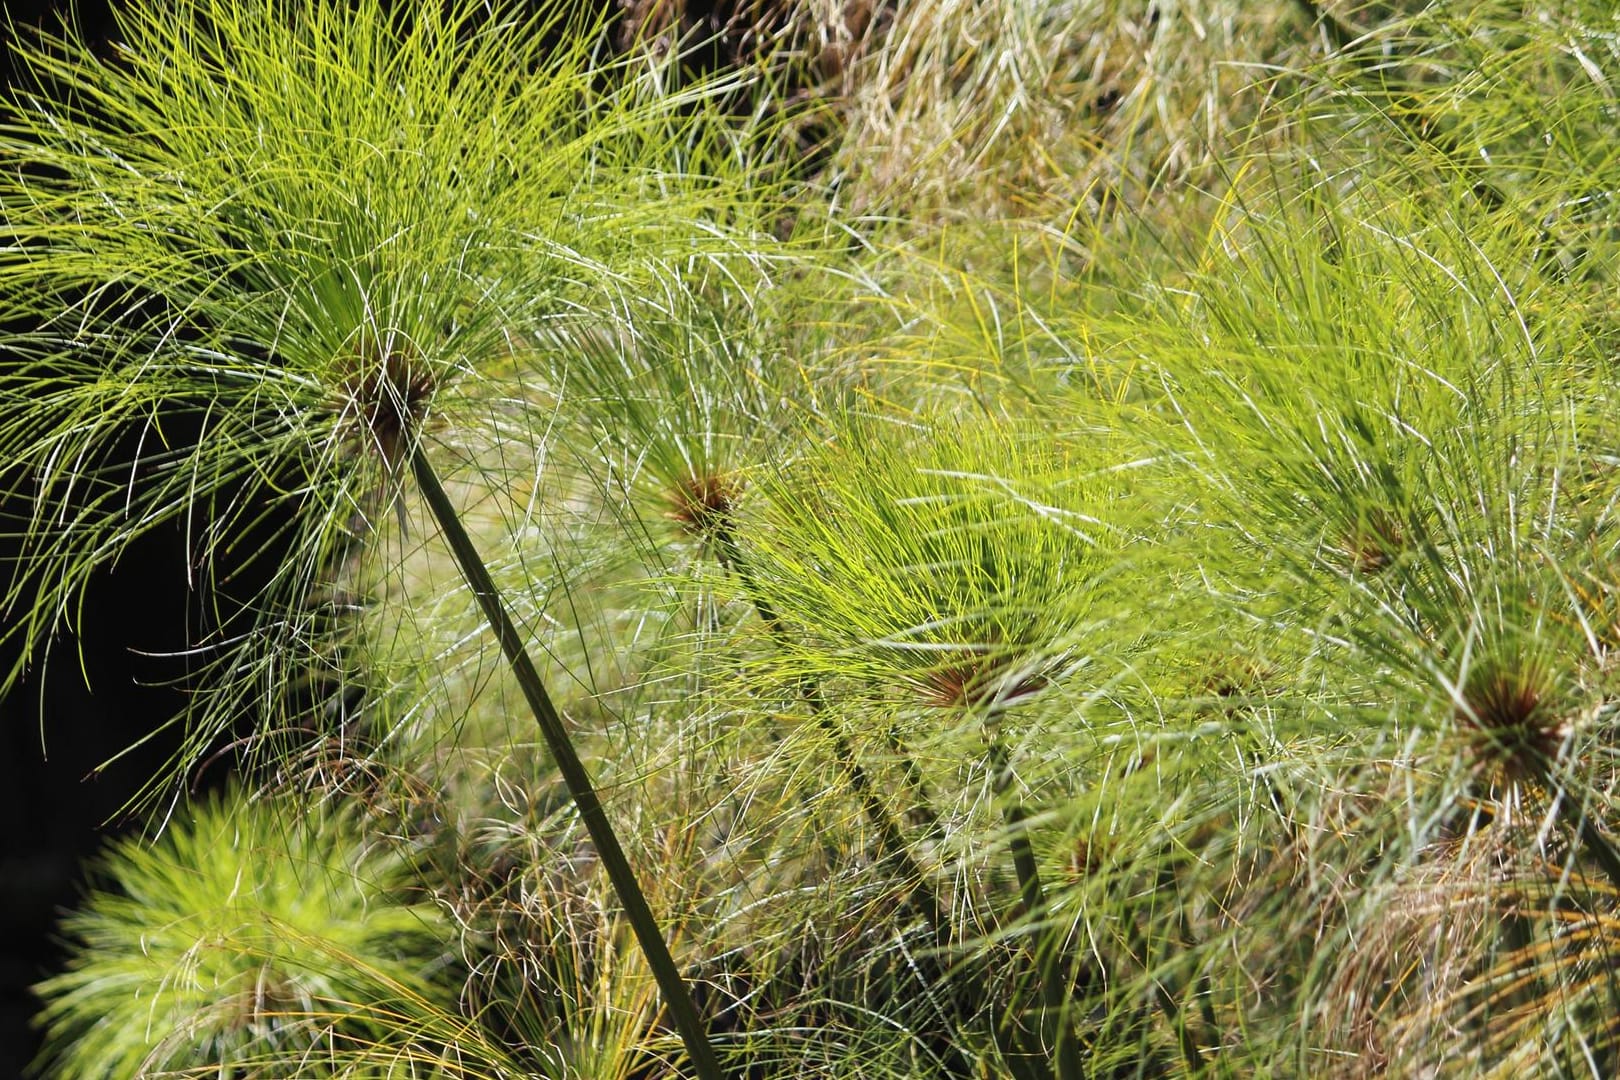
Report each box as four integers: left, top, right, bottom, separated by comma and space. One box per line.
0, 0, 768, 798
14, 0, 1620, 1077
33, 785, 454, 1078
3, 0, 779, 1074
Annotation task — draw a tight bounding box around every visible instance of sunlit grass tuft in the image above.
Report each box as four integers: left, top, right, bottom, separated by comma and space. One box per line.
32, 785, 453, 1078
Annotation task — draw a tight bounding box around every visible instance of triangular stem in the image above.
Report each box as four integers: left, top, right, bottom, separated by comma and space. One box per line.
712, 525, 948, 938
410, 443, 725, 1080
988, 735, 1085, 1080
711, 524, 976, 1075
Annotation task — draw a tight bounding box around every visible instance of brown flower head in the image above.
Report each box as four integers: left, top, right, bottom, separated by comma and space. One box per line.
664, 471, 741, 539
909, 642, 1049, 713
1454, 654, 1572, 782
335, 336, 439, 476
1342, 507, 1406, 574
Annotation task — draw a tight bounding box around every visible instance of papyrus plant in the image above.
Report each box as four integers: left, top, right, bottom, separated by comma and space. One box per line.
33, 785, 454, 1078
741, 413, 1148, 1077
1086, 96, 1620, 1066
0, 1, 777, 1072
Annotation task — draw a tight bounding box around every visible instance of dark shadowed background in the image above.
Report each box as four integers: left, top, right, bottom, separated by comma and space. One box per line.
1, 6, 206, 1073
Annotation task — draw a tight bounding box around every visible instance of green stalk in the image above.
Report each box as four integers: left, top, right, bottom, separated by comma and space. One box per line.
411, 444, 725, 1080
713, 524, 976, 1077
1578, 815, 1620, 894
988, 737, 1084, 1080
1520, 755, 1620, 916
1152, 863, 1214, 1074
713, 526, 949, 939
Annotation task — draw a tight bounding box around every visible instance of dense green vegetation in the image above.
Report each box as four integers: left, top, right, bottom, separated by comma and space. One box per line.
5, 0, 1620, 1075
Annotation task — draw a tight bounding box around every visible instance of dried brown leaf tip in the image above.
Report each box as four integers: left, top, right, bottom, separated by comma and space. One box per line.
1455, 655, 1572, 781
665, 471, 741, 538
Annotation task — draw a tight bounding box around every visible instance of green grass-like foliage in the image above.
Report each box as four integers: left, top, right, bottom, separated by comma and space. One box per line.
3, 1, 766, 1073
747, 414, 1125, 713
13, 0, 1620, 1076
0, 0, 755, 800
32, 787, 452, 1078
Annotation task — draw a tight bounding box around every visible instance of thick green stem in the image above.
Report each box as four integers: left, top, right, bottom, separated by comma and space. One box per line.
713, 525, 973, 1077
1520, 753, 1620, 911
713, 527, 948, 940
799, 675, 949, 935
1575, 809, 1620, 899
1151, 863, 1213, 1074
989, 738, 1084, 1080
412, 446, 724, 1080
